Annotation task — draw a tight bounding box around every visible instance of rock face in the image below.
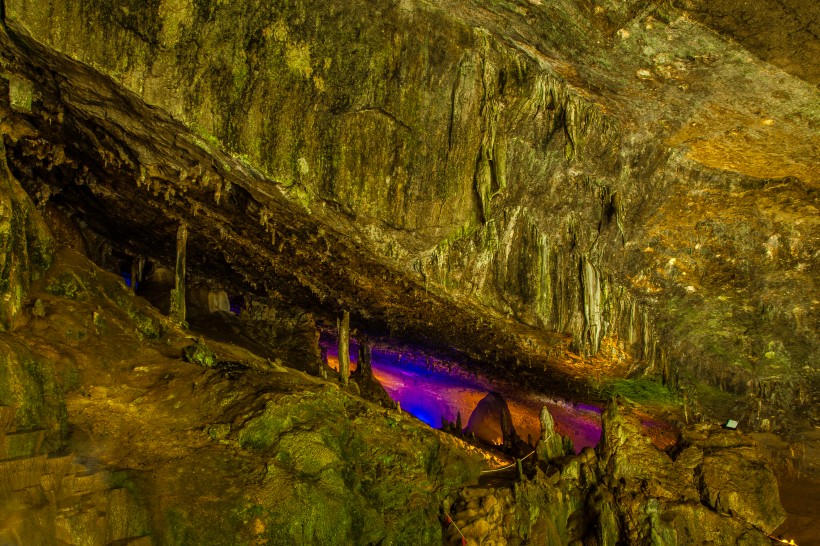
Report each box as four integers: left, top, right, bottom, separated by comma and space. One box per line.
448, 398, 785, 545
0, 246, 484, 545
0, 0, 816, 430
680, 424, 787, 533
674, 0, 820, 85
594, 399, 785, 542
0, 141, 53, 330
0, 407, 151, 545
466, 392, 517, 447
0, 193, 788, 545
0, 0, 815, 543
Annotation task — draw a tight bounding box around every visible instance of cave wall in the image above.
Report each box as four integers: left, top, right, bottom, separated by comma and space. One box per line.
0, 135, 53, 329
2, 0, 654, 358
0, 0, 817, 426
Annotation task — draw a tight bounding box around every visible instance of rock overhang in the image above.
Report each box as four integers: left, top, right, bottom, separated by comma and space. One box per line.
0, 0, 816, 425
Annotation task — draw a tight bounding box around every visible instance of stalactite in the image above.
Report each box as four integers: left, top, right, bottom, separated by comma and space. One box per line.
500, 402, 515, 449
536, 231, 551, 326
130, 257, 139, 293
581, 257, 604, 356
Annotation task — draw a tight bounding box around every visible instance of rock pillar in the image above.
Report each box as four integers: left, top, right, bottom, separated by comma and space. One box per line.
338, 310, 350, 385
130, 256, 142, 292
170, 224, 187, 324
320, 346, 329, 380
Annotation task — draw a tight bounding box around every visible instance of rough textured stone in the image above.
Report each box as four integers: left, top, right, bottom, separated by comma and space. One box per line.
0, 247, 484, 545
0, 139, 54, 329
466, 392, 517, 447
0, 0, 815, 543
449, 399, 784, 545
0, 0, 814, 428
535, 405, 573, 462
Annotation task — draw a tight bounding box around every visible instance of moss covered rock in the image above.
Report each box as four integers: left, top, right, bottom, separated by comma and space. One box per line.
0, 139, 54, 329
183, 341, 219, 368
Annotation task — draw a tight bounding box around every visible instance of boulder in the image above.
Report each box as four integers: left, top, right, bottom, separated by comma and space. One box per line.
466, 392, 517, 448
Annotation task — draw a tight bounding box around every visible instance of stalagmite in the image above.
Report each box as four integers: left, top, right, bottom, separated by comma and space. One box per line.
170, 224, 187, 324
320, 347, 329, 380
501, 403, 515, 449
540, 406, 554, 442
357, 337, 372, 377
130, 258, 139, 292
338, 310, 350, 386
536, 406, 572, 462
130, 255, 145, 293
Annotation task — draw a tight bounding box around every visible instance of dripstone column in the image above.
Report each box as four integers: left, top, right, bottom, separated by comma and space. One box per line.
338, 310, 350, 385
170, 224, 187, 324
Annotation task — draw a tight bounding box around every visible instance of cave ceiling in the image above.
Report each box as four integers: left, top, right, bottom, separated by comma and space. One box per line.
0, 0, 817, 405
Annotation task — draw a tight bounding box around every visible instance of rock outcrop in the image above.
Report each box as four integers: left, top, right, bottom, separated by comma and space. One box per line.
0, 246, 485, 545
447, 398, 785, 545
0, 140, 53, 330
466, 392, 517, 448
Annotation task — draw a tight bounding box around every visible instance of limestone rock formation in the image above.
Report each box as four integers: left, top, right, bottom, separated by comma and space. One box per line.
0, 0, 815, 543
0, 247, 484, 544
679, 424, 788, 533
466, 391, 517, 447
535, 405, 574, 462
0, 0, 814, 432
351, 338, 394, 407
0, 141, 53, 330
448, 398, 785, 545
0, 407, 151, 545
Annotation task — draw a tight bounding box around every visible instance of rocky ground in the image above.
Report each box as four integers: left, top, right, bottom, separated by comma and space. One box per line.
2, 247, 488, 544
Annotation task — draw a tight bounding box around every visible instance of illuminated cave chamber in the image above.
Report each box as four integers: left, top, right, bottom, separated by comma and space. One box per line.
0, 0, 816, 544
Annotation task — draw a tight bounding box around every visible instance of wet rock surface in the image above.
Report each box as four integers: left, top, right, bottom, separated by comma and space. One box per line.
0, 203, 800, 545
465, 392, 517, 448
0, 407, 151, 545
